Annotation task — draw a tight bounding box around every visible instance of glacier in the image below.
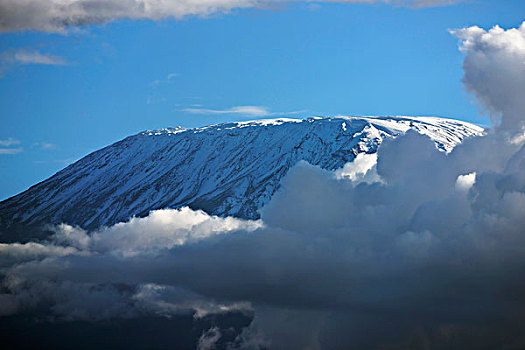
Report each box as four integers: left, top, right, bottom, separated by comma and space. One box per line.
0, 116, 482, 241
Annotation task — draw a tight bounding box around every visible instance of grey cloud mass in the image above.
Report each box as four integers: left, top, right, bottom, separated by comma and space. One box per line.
0, 0, 465, 33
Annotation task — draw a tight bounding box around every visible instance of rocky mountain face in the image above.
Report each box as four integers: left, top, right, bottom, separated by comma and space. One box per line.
0, 116, 483, 241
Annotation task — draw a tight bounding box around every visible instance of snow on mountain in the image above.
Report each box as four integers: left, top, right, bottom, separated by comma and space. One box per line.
0, 116, 482, 241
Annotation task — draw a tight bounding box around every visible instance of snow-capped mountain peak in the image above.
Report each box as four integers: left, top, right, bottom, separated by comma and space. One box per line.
0, 116, 482, 241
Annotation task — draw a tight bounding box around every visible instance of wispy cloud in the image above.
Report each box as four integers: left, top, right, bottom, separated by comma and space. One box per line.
0, 48, 67, 77
0, 138, 20, 147
0, 138, 23, 155
0, 0, 466, 34
181, 105, 272, 117
150, 72, 179, 88
33, 142, 58, 150
0, 139, 58, 154
1, 48, 66, 66
147, 96, 168, 105
402, 0, 464, 8
180, 105, 305, 117
33, 158, 77, 165
0, 147, 23, 155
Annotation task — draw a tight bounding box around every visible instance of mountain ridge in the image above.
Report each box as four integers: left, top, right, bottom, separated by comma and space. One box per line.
0, 116, 483, 242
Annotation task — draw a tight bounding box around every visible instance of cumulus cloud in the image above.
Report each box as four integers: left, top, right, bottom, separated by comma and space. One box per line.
334, 152, 382, 183
0, 0, 466, 33
455, 171, 475, 192
452, 22, 525, 131
1, 22, 525, 349
51, 207, 263, 256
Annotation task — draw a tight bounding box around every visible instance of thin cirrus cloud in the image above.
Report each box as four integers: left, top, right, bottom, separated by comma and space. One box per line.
0, 48, 67, 77
0, 138, 20, 147
33, 142, 58, 150
0, 139, 57, 155
0, 0, 466, 33
180, 105, 305, 117
0, 138, 22, 155
0, 148, 23, 155
149, 72, 179, 87
0, 48, 66, 66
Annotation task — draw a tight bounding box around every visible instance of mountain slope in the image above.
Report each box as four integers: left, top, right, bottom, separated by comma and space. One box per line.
0, 116, 482, 241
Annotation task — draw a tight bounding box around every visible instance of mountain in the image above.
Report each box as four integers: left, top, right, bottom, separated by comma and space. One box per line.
0, 116, 482, 242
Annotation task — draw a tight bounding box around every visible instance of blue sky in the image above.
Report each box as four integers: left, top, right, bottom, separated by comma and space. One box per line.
0, 0, 524, 200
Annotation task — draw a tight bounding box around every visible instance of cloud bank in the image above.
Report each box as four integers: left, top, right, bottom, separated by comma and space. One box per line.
1, 22, 525, 348
0, 0, 465, 33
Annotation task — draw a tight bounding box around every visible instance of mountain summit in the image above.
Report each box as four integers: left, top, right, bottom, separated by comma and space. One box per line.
0, 116, 482, 241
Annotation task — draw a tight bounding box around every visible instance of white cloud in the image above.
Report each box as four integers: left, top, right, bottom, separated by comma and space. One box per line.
0, 138, 22, 154
51, 207, 263, 256
451, 22, 525, 130
0, 147, 23, 154
181, 105, 273, 117
334, 152, 382, 184
150, 72, 179, 87
396, 0, 464, 8
147, 96, 168, 104
0, 242, 80, 268
180, 105, 305, 117
1, 48, 66, 65
0, 0, 466, 33
32, 142, 58, 150
455, 171, 476, 192
0, 47, 67, 76
0, 138, 20, 146
40, 143, 57, 150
